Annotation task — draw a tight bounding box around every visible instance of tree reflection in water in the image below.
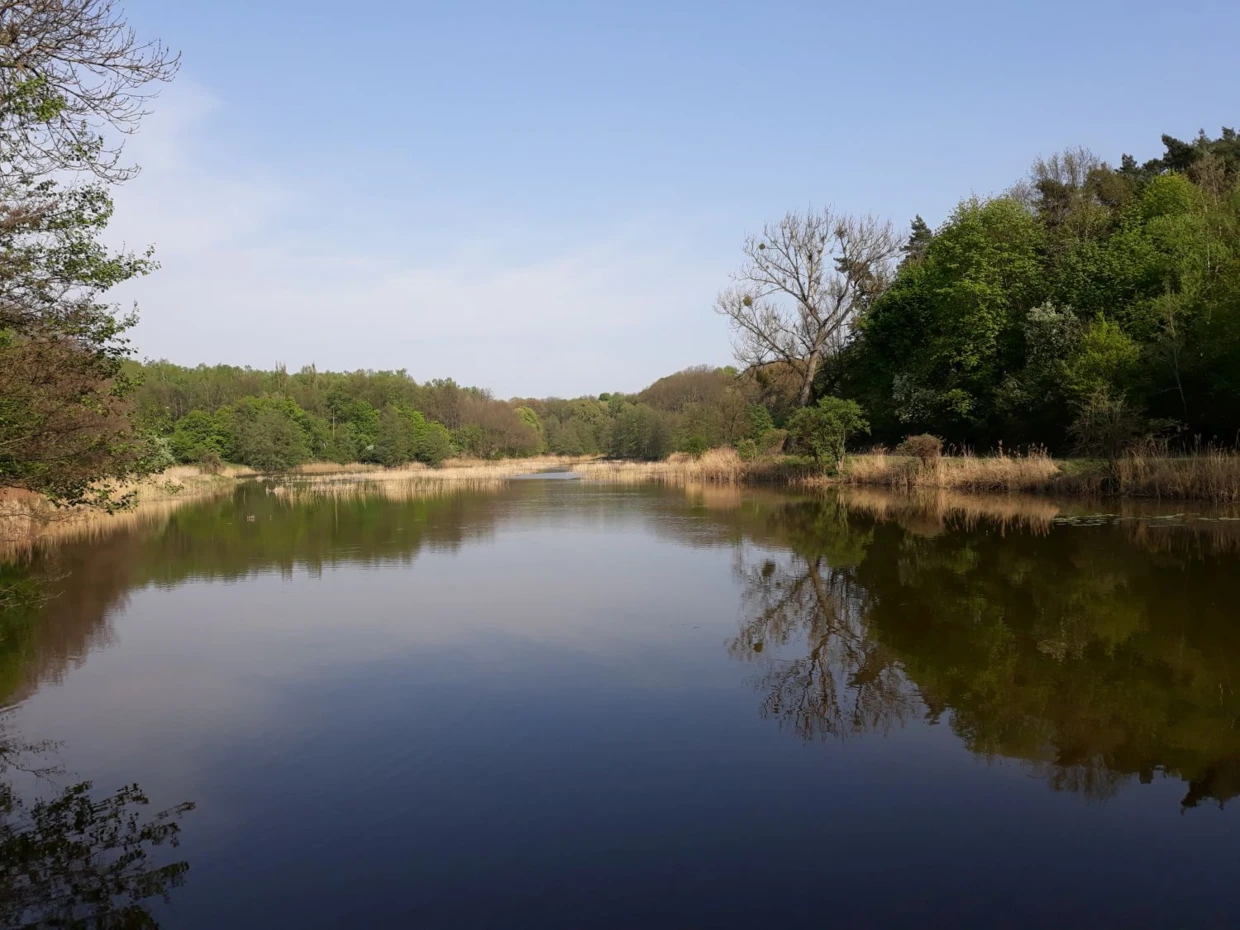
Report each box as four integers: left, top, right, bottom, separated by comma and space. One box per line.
0, 722, 194, 930
729, 492, 1240, 808
728, 502, 918, 741
0, 579, 193, 929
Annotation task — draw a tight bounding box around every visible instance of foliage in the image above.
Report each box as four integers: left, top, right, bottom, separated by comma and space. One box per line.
787, 396, 869, 469
221, 397, 308, 471
842, 128, 1240, 450
1067, 388, 1144, 460
0, 0, 177, 508
735, 438, 759, 461
896, 434, 943, 466
610, 403, 672, 460
0, 777, 194, 930
168, 410, 227, 464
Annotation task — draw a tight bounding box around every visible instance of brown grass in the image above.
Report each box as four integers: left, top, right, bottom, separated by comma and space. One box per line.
835, 446, 1240, 502
1, 456, 596, 555
573, 443, 1240, 503
0, 465, 242, 560
1107, 445, 1240, 502
572, 449, 812, 485
835, 449, 1062, 494
272, 455, 596, 490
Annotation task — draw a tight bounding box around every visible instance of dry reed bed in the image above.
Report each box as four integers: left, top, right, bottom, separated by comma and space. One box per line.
0, 466, 240, 560
267, 475, 512, 502
572, 445, 1240, 502
1107, 448, 1240, 502
835, 451, 1062, 494
269, 455, 596, 489
1, 457, 591, 556
572, 449, 804, 485
837, 449, 1240, 502
840, 484, 1240, 553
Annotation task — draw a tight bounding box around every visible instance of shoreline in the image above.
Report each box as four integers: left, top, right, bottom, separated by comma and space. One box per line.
570, 448, 1240, 503
6, 448, 1240, 559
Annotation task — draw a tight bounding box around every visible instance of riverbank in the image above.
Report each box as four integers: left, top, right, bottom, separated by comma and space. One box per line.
0, 457, 596, 556
570, 447, 1240, 503
7, 446, 1240, 559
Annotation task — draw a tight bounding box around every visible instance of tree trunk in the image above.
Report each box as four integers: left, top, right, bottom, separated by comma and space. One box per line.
798, 351, 821, 407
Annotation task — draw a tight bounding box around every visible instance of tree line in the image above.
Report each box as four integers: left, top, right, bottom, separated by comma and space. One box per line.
718, 130, 1240, 454
129, 361, 790, 470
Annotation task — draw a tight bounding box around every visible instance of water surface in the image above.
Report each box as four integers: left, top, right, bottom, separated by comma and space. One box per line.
3, 479, 1239, 928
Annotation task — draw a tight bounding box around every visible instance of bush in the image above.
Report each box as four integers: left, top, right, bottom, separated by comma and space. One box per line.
230, 406, 309, 471
413, 417, 454, 466
197, 452, 223, 475
760, 428, 788, 455
736, 438, 758, 462
745, 404, 775, 442
787, 396, 870, 471
1068, 388, 1142, 460
679, 434, 710, 457
897, 433, 943, 467
169, 410, 226, 464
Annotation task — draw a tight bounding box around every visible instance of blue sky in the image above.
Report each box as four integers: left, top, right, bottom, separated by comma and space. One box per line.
112, 0, 1240, 397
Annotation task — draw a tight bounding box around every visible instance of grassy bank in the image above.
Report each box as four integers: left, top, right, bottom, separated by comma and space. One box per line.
572, 447, 1240, 503
834, 447, 1240, 502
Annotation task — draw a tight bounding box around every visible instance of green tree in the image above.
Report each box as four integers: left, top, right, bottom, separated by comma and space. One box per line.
225, 399, 310, 471
375, 405, 415, 466
855, 197, 1045, 442
168, 410, 226, 464
610, 404, 671, 460
899, 214, 933, 267
788, 396, 869, 470
514, 406, 546, 453
411, 413, 454, 466
0, 0, 178, 508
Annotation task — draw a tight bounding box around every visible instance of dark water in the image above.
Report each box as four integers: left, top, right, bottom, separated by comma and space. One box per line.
3, 478, 1240, 928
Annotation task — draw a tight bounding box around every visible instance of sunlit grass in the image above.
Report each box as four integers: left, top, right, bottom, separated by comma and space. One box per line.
835, 446, 1240, 502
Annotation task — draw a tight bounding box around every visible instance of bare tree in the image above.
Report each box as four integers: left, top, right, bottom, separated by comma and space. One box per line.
0, 0, 180, 179
715, 208, 900, 407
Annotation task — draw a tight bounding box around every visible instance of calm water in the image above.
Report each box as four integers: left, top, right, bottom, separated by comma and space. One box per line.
3, 477, 1240, 928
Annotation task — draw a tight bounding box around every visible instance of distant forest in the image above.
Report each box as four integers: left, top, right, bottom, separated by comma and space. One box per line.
128, 126, 1240, 470
128, 360, 785, 471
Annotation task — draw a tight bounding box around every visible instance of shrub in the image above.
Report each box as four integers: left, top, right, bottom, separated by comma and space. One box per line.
413, 417, 454, 466
736, 438, 758, 462
1069, 388, 1142, 460
897, 433, 943, 467
760, 428, 788, 455
745, 404, 775, 442
787, 396, 870, 470
679, 434, 710, 457
169, 410, 226, 464
230, 406, 310, 471
197, 452, 223, 475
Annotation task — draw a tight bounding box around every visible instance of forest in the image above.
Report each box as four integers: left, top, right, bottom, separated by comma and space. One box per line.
127, 360, 784, 471
117, 125, 1240, 473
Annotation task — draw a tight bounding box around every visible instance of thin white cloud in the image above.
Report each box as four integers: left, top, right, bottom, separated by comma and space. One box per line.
107, 82, 733, 397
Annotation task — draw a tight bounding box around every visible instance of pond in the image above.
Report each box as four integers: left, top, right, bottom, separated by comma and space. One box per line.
2, 477, 1239, 928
